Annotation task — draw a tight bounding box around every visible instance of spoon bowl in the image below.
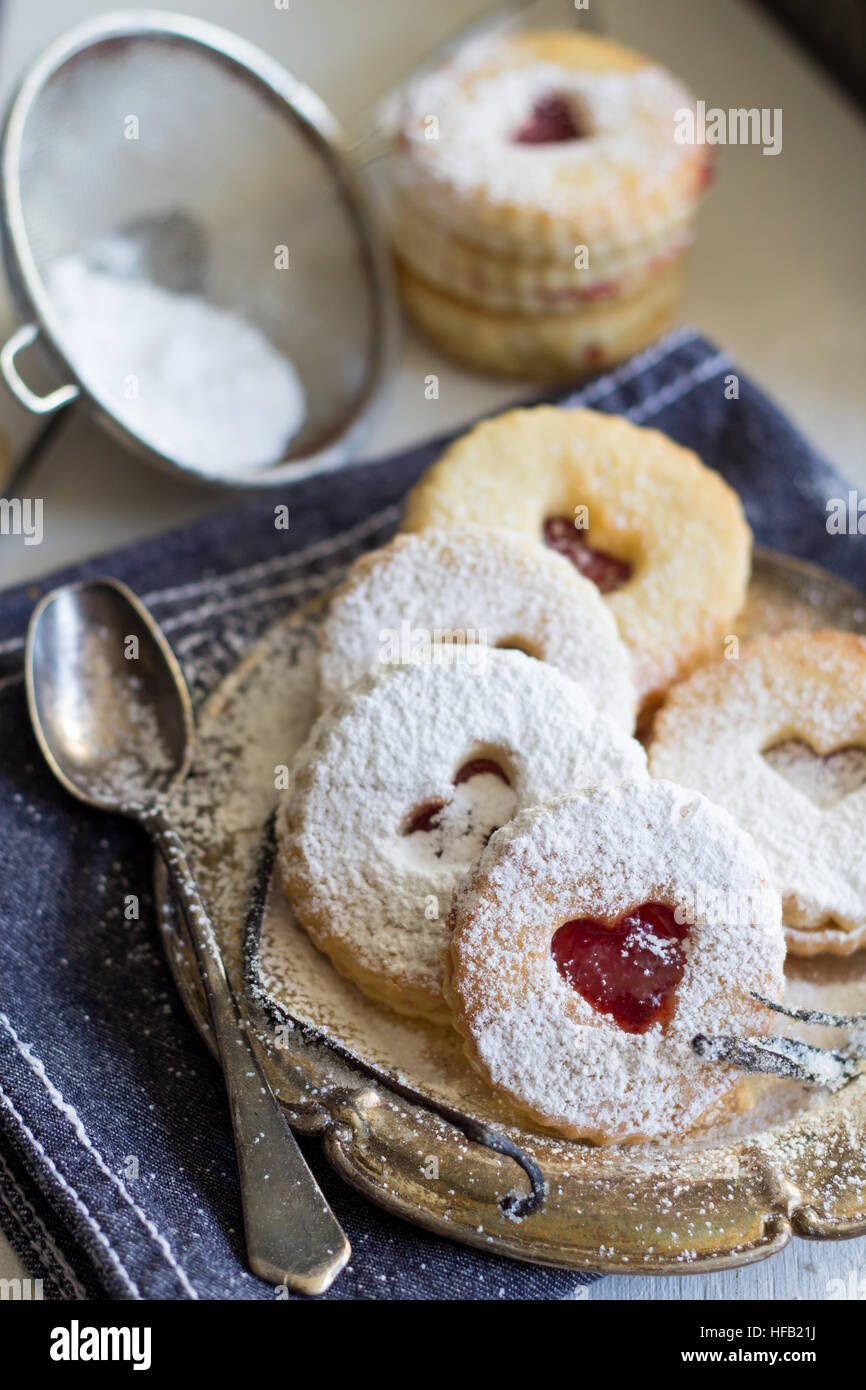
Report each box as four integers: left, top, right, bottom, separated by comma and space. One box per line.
26, 579, 192, 814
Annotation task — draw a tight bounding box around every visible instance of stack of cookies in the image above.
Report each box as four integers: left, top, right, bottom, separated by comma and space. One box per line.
387, 30, 711, 378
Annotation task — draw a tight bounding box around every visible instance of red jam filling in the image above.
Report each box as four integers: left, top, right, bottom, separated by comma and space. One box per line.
513, 96, 583, 144
543, 516, 632, 594
551, 903, 688, 1034
404, 760, 510, 834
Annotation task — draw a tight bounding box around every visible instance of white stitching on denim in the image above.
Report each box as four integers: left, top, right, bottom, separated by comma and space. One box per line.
0, 1080, 140, 1299
0, 1147, 88, 1298
162, 557, 350, 639
559, 325, 699, 410
143, 503, 403, 609
626, 351, 731, 424
0, 1147, 87, 1297
0, 1181, 59, 1292
0, 1012, 198, 1299
0, 504, 402, 663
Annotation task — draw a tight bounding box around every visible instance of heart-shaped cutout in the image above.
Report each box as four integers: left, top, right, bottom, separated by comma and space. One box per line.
762, 738, 866, 811
543, 516, 632, 594
551, 903, 688, 1033
402, 758, 516, 865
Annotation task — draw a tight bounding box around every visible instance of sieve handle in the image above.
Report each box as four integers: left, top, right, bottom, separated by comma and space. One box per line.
0, 324, 79, 415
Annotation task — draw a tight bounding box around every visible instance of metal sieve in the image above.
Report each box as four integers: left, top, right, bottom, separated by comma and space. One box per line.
0, 10, 398, 488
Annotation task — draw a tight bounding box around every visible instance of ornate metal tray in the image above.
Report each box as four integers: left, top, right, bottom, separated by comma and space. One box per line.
156, 548, 866, 1276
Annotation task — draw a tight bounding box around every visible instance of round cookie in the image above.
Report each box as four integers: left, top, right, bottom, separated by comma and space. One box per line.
316, 526, 637, 729
445, 780, 785, 1143
279, 647, 647, 1020
650, 630, 866, 956
397, 255, 684, 380
392, 31, 710, 262
402, 406, 752, 706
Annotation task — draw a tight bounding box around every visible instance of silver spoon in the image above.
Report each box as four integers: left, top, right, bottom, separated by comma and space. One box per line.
25, 577, 350, 1295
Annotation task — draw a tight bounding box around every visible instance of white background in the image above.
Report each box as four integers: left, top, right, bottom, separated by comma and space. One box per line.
0, 0, 864, 1301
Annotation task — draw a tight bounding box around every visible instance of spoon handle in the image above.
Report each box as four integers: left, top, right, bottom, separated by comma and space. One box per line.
150, 810, 350, 1295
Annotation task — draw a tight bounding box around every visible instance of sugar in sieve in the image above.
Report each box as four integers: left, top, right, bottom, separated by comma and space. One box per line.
0, 10, 399, 488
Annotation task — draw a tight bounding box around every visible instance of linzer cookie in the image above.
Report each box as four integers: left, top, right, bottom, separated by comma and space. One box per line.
650, 631, 866, 956
445, 780, 785, 1143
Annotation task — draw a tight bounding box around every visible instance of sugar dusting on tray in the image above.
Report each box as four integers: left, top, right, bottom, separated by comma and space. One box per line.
45, 244, 306, 476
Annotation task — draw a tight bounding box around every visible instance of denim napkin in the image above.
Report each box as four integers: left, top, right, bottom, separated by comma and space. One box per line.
0, 329, 862, 1301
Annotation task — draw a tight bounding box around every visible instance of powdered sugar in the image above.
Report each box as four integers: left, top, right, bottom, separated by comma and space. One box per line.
278, 646, 646, 1019
446, 779, 786, 1143
45, 246, 306, 475
316, 526, 636, 727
